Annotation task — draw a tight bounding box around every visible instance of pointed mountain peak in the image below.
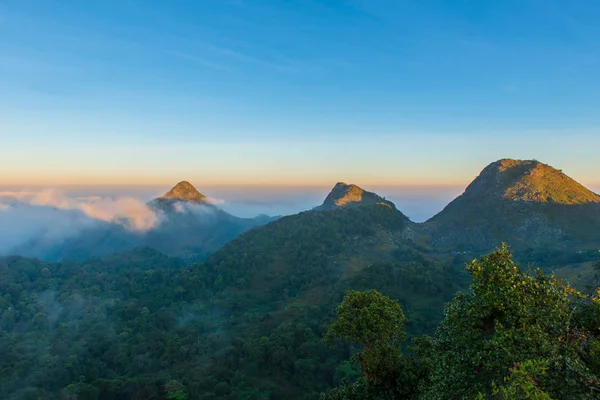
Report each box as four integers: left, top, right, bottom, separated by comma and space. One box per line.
465, 158, 600, 205
159, 181, 208, 203
315, 182, 396, 210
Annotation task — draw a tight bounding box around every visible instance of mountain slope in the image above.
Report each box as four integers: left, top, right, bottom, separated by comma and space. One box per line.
10, 182, 276, 262
187, 184, 464, 397
426, 159, 600, 254
0, 184, 468, 399
5, 171, 600, 399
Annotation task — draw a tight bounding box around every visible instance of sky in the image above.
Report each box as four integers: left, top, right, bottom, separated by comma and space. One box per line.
1, 0, 600, 187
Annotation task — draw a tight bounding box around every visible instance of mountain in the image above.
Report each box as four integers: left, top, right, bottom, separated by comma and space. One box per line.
0, 183, 468, 399
3, 174, 600, 399
314, 182, 395, 210
185, 184, 465, 396
10, 181, 276, 263
150, 180, 214, 213
426, 158, 600, 257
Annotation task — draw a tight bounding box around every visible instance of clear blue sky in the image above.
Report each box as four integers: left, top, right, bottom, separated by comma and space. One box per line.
1, 0, 599, 186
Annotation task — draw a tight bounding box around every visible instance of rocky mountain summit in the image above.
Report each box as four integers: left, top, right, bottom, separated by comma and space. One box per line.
158, 180, 209, 203
457, 159, 600, 204
315, 182, 395, 210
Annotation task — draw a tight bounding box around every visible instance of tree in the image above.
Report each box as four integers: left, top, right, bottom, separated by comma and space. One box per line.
490, 360, 553, 400
593, 261, 600, 286
164, 380, 188, 400
323, 290, 425, 399
325, 290, 406, 383
419, 244, 600, 400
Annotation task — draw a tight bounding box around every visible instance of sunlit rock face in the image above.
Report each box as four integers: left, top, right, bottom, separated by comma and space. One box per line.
315, 182, 396, 211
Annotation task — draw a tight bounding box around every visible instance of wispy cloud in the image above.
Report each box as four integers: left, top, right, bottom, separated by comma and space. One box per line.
178, 38, 331, 74
0, 55, 77, 74
201, 43, 300, 72
0, 190, 161, 231
205, 196, 225, 205
167, 50, 235, 71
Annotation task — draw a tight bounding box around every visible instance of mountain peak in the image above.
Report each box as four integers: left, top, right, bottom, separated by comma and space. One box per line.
466, 159, 600, 205
426, 158, 600, 251
159, 181, 207, 203
315, 182, 395, 210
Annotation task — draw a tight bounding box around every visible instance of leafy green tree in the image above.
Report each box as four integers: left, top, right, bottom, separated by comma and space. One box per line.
325, 290, 406, 383
419, 244, 600, 399
490, 360, 553, 400
63, 382, 99, 400
164, 380, 188, 400
324, 290, 426, 399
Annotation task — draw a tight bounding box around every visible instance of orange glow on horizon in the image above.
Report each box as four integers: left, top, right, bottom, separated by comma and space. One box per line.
0, 171, 473, 188
2, 170, 599, 192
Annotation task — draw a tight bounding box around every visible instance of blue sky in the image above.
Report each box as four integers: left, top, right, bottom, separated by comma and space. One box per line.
1, 0, 599, 186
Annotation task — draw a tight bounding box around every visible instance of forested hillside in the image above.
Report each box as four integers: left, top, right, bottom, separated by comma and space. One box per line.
0, 203, 467, 399
2, 245, 598, 399
2, 160, 600, 399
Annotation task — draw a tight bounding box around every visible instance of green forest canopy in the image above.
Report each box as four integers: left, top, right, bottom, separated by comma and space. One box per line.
1, 245, 599, 399
322, 245, 600, 399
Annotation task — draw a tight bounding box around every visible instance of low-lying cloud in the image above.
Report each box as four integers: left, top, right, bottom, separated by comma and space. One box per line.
0, 190, 160, 231
0, 190, 162, 255
172, 201, 216, 216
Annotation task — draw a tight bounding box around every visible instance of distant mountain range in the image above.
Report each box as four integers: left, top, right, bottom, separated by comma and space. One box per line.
5, 159, 600, 265
195, 157, 600, 330
159, 158, 599, 394
2, 158, 600, 399
190, 159, 600, 341
10, 181, 277, 262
